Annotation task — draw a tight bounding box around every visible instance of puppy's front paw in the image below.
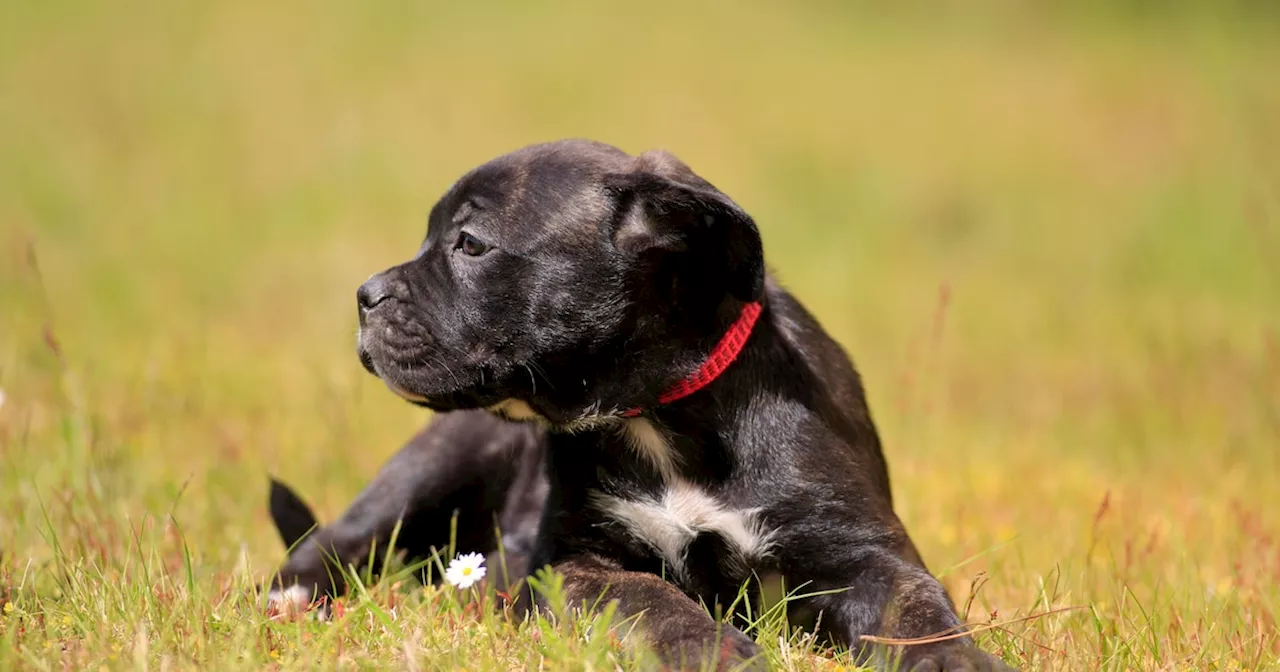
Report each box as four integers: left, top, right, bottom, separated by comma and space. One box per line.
715, 626, 768, 671
900, 643, 1017, 672
658, 625, 767, 671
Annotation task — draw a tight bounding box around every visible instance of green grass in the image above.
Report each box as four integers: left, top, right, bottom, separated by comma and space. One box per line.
2, 1, 1279, 669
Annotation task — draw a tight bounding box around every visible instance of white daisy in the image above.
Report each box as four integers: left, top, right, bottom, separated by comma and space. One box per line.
444, 552, 487, 589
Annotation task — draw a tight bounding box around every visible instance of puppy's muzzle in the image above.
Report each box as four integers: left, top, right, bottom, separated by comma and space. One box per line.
356, 272, 406, 375
357, 274, 396, 322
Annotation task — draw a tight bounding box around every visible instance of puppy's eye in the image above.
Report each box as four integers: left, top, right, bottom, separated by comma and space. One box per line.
455, 232, 491, 257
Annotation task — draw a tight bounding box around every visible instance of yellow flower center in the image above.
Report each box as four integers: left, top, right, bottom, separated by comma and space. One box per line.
461, 567, 472, 576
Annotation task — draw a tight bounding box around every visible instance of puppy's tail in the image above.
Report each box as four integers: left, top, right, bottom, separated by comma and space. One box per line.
268, 476, 320, 552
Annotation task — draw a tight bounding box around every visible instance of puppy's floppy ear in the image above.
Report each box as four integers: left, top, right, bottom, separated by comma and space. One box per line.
606, 150, 765, 302
268, 476, 319, 552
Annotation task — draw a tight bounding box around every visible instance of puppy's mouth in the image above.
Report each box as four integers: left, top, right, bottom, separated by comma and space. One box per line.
357, 335, 437, 406
356, 326, 502, 411
374, 367, 434, 405
357, 342, 378, 376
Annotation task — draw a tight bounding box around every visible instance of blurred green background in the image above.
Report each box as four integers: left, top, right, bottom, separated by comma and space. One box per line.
2, 1, 1278, 668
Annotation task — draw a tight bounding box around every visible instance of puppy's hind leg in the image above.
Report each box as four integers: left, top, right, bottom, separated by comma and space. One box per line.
265, 411, 547, 610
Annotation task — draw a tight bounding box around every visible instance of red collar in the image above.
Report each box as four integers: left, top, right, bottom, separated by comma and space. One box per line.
620, 301, 763, 418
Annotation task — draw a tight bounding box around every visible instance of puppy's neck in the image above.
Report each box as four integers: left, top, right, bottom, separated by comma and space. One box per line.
613, 296, 785, 466
534, 295, 762, 430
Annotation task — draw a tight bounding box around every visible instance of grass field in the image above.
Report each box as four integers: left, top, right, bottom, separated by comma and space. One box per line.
2, 2, 1279, 669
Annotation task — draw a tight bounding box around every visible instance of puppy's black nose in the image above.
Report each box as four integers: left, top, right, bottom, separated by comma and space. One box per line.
357, 275, 393, 314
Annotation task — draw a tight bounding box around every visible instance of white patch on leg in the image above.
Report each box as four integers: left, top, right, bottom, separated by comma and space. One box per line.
267, 584, 332, 620
267, 584, 311, 612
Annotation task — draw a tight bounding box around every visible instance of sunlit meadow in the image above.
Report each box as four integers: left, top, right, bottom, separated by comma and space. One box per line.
2, 2, 1278, 670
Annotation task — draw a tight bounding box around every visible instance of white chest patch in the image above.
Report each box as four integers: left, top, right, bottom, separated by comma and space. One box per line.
619, 417, 681, 482
589, 419, 776, 580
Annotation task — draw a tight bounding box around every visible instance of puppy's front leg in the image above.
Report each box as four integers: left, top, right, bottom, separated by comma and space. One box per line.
804, 548, 1015, 671
550, 554, 766, 671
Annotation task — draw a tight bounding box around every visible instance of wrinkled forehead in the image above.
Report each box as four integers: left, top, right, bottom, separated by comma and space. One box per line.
436, 142, 631, 248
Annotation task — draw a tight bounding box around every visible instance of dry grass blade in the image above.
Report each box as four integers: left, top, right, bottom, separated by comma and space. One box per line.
859, 606, 1087, 647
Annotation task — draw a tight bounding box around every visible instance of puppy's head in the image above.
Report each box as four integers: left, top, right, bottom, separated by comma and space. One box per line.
356, 139, 764, 425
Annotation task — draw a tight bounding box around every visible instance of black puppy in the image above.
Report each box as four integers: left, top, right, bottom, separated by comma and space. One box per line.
265, 409, 548, 611
354, 140, 1014, 671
